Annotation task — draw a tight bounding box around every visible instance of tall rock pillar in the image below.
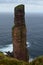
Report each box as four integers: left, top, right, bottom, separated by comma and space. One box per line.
12, 4, 28, 61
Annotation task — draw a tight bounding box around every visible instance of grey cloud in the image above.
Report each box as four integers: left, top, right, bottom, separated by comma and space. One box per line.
0, 0, 18, 3
29, 0, 43, 5
0, 0, 43, 5
0, 0, 29, 3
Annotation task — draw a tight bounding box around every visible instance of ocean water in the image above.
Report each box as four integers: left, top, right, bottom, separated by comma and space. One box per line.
0, 13, 43, 58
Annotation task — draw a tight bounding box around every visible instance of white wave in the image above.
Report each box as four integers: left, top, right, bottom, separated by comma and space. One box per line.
0, 42, 31, 52
26, 42, 31, 48
0, 44, 13, 52
29, 58, 33, 62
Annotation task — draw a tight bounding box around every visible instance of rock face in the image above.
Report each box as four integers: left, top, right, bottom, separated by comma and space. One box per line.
12, 4, 28, 61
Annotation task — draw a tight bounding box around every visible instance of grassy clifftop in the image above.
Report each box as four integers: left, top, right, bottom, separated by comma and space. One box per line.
30, 56, 43, 65
0, 52, 43, 65
0, 52, 29, 65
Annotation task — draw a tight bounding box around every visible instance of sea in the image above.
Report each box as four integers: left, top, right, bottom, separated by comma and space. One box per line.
0, 13, 43, 59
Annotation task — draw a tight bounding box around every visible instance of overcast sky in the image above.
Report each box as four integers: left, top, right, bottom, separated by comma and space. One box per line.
0, 0, 29, 3
0, 0, 43, 13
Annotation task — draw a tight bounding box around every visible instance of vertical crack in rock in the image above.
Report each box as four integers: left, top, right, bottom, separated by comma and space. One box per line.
12, 4, 28, 61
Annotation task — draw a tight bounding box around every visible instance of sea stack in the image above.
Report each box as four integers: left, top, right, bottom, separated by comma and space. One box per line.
12, 4, 28, 61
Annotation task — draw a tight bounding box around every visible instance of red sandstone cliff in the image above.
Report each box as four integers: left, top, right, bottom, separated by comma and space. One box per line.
12, 4, 28, 61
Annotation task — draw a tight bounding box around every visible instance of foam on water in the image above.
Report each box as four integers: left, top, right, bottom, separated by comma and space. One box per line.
26, 42, 31, 48
0, 44, 13, 52
0, 42, 30, 52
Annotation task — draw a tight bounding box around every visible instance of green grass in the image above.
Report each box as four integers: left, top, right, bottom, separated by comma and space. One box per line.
30, 56, 43, 65
0, 52, 29, 65
15, 4, 24, 9
0, 52, 43, 65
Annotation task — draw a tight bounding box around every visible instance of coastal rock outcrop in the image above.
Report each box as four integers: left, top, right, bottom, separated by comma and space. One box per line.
12, 4, 28, 61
